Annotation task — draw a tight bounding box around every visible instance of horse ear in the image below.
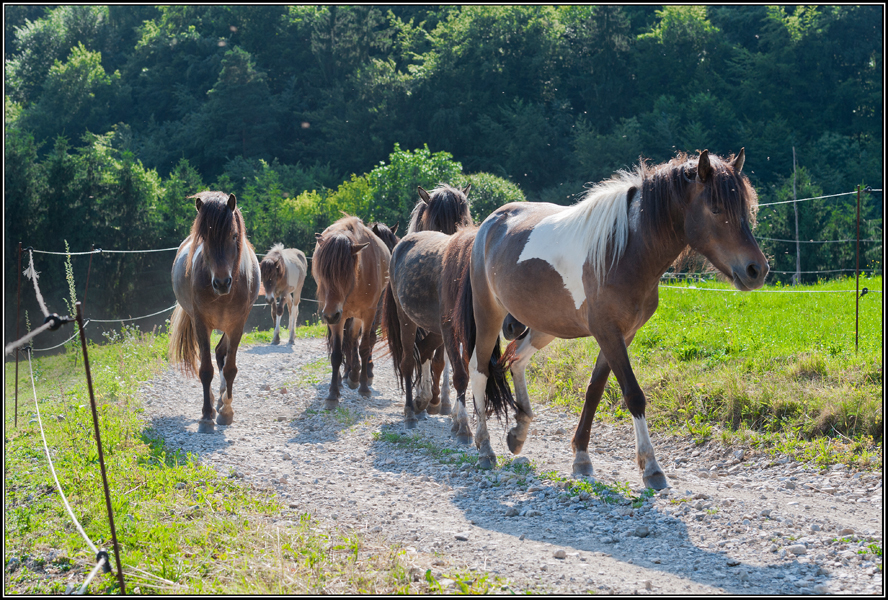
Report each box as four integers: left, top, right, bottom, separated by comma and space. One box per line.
732, 148, 745, 173
391, 221, 399, 235
315, 232, 323, 240
697, 150, 712, 183
195, 197, 203, 212
462, 184, 471, 198
351, 242, 370, 255
417, 186, 430, 204
372, 223, 381, 235
227, 193, 237, 211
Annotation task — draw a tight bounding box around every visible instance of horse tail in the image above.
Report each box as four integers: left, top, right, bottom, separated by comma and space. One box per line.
168, 305, 198, 376
381, 283, 406, 390
483, 335, 517, 420
452, 251, 516, 421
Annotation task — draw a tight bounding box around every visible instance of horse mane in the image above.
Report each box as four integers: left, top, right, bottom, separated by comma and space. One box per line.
260, 243, 286, 282
369, 222, 400, 252
311, 222, 362, 301
639, 151, 758, 245
408, 184, 473, 235
185, 191, 247, 282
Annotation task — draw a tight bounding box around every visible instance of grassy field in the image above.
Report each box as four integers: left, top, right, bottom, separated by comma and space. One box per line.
527, 275, 883, 468
3, 322, 429, 595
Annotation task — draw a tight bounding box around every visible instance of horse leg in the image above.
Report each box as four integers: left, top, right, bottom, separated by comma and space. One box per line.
506, 330, 555, 455
440, 351, 452, 415
287, 292, 298, 345
426, 346, 446, 415
356, 310, 378, 398
271, 298, 282, 345
325, 321, 345, 409
217, 330, 241, 426
596, 330, 668, 489
194, 319, 217, 434
570, 349, 611, 478
414, 332, 443, 414
214, 333, 229, 414
443, 327, 472, 444
345, 319, 361, 390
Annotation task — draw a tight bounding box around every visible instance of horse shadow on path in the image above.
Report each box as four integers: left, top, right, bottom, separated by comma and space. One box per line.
364, 418, 823, 595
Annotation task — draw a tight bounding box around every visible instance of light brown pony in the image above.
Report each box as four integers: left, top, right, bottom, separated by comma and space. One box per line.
454, 150, 768, 486
170, 191, 260, 433
259, 244, 308, 345
312, 216, 391, 409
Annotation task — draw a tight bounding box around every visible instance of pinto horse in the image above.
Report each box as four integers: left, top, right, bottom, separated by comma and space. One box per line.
259, 244, 308, 345
454, 150, 768, 485
312, 216, 391, 409
170, 191, 260, 433
381, 185, 473, 423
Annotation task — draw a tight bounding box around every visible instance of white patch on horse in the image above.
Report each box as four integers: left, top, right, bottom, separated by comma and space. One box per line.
632, 415, 656, 474
517, 171, 640, 309
240, 244, 256, 288
418, 360, 433, 404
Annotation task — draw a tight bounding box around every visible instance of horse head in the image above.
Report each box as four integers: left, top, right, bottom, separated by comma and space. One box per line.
189, 192, 244, 296
678, 149, 768, 290
312, 231, 368, 325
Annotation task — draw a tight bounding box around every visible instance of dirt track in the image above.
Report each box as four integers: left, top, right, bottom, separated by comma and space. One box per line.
139, 336, 883, 594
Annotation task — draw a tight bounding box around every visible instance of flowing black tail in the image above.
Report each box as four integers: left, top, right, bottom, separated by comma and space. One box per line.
452, 259, 516, 421
381, 283, 420, 391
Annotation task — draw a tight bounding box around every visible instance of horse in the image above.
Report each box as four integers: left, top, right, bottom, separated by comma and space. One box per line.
312, 215, 391, 409
381, 185, 474, 425
169, 191, 260, 434
259, 244, 308, 345
383, 224, 484, 442
340, 221, 400, 390
454, 149, 768, 486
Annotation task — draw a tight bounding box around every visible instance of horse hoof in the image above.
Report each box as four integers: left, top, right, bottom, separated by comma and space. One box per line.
643, 472, 670, 490
426, 402, 441, 416
478, 455, 496, 470
367, 377, 374, 387
456, 434, 473, 446
271, 338, 280, 346
358, 386, 372, 398
439, 402, 452, 416
324, 399, 339, 411
506, 430, 525, 455
572, 461, 595, 478
416, 410, 429, 421
288, 339, 295, 346
346, 377, 360, 390
405, 419, 418, 429
197, 419, 215, 434
450, 420, 459, 433
216, 412, 233, 426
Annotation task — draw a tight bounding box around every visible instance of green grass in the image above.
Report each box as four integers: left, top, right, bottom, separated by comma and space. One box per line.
2, 323, 433, 595
526, 275, 883, 469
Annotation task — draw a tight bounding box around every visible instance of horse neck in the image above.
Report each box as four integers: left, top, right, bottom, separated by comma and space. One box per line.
623, 190, 691, 283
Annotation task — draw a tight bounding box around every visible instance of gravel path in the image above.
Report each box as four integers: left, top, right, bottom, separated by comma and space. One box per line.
139, 336, 883, 594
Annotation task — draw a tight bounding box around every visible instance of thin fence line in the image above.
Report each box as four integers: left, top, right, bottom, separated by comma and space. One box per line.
5, 321, 55, 356
756, 237, 880, 244
758, 191, 857, 207
25, 349, 100, 556
30, 247, 179, 255
32, 320, 89, 352
659, 285, 881, 294
88, 304, 178, 323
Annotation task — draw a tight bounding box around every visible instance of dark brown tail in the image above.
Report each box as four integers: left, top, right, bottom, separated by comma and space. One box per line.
452, 258, 516, 421
381, 283, 419, 391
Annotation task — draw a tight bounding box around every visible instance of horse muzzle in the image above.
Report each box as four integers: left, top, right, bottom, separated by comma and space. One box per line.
731, 260, 769, 291
321, 309, 342, 325
212, 276, 233, 295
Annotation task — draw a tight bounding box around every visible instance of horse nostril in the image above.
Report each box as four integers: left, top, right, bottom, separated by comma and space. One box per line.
747, 263, 760, 280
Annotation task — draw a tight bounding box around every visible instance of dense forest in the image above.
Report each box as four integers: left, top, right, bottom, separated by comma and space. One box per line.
4, 6, 883, 337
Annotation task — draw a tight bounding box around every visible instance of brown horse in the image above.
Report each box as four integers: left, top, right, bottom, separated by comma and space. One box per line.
312, 216, 391, 409
259, 244, 308, 345
381, 185, 473, 425
454, 149, 768, 485
170, 191, 260, 433
340, 221, 400, 391
382, 225, 479, 442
